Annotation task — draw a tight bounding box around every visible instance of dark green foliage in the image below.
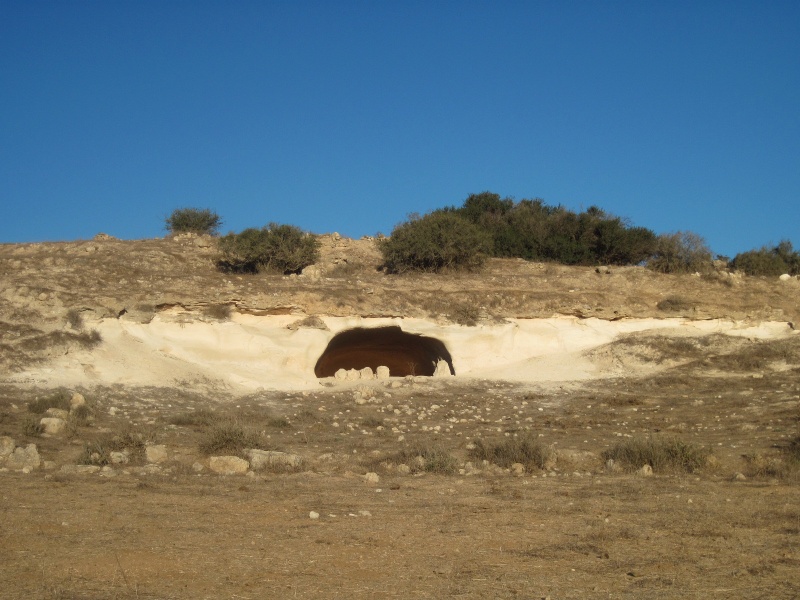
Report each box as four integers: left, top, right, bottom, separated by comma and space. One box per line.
434, 192, 657, 267
602, 437, 710, 473
379, 212, 491, 273
217, 223, 320, 274
731, 240, 800, 276
468, 435, 552, 471
165, 207, 222, 235
646, 231, 713, 274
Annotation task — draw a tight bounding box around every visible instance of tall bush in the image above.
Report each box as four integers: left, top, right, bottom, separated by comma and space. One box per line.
165, 207, 222, 235
646, 231, 713, 274
217, 223, 320, 274
379, 212, 491, 273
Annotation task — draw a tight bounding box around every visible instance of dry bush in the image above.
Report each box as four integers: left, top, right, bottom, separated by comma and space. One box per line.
656, 295, 694, 312
79, 429, 149, 466
198, 420, 264, 457
168, 409, 217, 427
381, 443, 458, 474
469, 434, 553, 471
27, 388, 72, 414
202, 304, 232, 320
602, 436, 711, 473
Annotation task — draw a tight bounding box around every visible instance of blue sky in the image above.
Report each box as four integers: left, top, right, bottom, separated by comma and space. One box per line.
2, 1, 798, 259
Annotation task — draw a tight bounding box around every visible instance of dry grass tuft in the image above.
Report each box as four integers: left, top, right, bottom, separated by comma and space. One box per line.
469, 434, 553, 471
198, 420, 264, 457
382, 443, 458, 474
602, 436, 711, 473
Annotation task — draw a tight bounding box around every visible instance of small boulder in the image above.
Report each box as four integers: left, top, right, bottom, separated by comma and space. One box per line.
110, 451, 130, 465
376, 366, 390, 379
40, 417, 67, 436
364, 472, 380, 484
209, 456, 250, 475
45, 408, 70, 420
334, 368, 348, 380
247, 449, 302, 471
511, 463, 526, 476
636, 464, 654, 477
145, 445, 168, 464
359, 367, 374, 380
6, 444, 41, 470
779, 273, 791, 281
346, 368, 360, 381
70, 393, 87, 410
0, 436, 16, 459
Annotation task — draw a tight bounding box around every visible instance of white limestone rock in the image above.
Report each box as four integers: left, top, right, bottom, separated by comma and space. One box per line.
209, 456, 250, 475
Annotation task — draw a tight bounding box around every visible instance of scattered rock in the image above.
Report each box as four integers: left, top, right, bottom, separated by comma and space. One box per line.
145, 445, 168, 464
300, 265, 322, 281
376, 365, 390, 379
45, 408, 70, 419
397, 464, 411, 475
209, 456, 250, 475
192, 462, 205, 473
246, 449, 303, 470
40, 417, 67, 436
334, 368, 348, 380
734, 472, 747, 481
779, 273, 791, 281
511, 463, 525, 476
309, 511, 320, 519
636, 464, 654, 477
193, 236, 214, 248
359, 367, 374, 380
364, 472, 380, 484
110, 451, 130, 465
6, 444, 41, 470
60, 464, 101, 475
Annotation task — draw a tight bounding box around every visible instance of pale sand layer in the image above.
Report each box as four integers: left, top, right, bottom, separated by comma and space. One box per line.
9, 312, 795, 392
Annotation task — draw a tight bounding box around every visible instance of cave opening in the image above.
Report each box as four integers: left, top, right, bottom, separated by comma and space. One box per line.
314, 326, 455, 378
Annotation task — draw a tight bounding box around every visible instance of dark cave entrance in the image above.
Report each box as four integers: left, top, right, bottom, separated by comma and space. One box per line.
314, 326, 455, 378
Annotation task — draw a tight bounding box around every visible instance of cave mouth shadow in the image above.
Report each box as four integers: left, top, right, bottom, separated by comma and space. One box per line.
314, 326, 455, 378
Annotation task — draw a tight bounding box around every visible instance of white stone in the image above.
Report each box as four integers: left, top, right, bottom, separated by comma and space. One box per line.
346, 368, 360, 380
779, 273, 791, 281
40, 417, 67, 436
359, 367, 374, 380
376, 366, 390, 379
209, 456, 249, 475
309, 511, 320, 519
334, 368, 347, 380
145, 444, 168, 464
364, 472, 380, 484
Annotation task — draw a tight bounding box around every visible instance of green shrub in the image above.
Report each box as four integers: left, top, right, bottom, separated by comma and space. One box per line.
468, 435, 553, 471
379, 212, 491, 273
165, 207, 222, 235
731, 240, 800, 276
601, 436, 710, 473
217, 223, 320, 274
647, 231, 713, 274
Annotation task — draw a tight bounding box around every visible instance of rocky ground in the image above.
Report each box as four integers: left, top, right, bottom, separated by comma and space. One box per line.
1, 235, 799, 598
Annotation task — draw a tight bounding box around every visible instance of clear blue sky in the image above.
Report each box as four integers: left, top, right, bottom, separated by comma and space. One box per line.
2, 1, 798, 259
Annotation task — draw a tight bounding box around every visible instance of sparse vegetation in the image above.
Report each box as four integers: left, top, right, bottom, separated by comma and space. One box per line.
198, 420, 263, 457
656, 295, 694, 312
165, 207, 222, 236
168, 409, 217, 427
602, 436, 711, 473
217, 223, 320, 274
382, 443, 459, 474
202, 304, 232, 320
27, 389, 72, 414
66, 308, 84, 330
468, 435, 553, 471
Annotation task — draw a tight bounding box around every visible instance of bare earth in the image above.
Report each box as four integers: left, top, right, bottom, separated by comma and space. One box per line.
1, 234, 798, 599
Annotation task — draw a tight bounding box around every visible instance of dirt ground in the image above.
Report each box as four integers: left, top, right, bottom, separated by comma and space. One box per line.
2, 343, 799, 599
1, 235, 799, 599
